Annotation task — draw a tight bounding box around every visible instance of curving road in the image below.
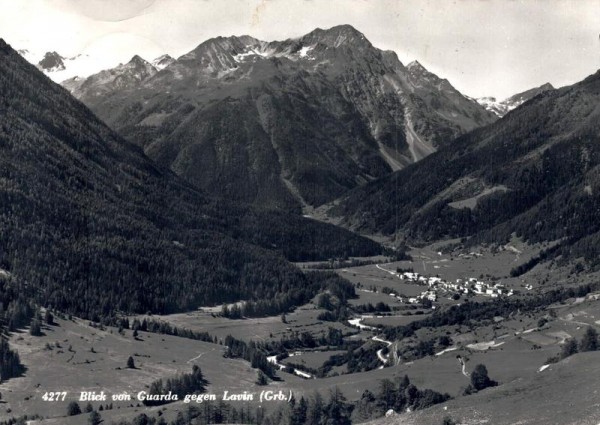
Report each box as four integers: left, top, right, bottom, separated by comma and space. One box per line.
457, 355, 470, 377
267, 354, 314, 379
350, 316, 397, 367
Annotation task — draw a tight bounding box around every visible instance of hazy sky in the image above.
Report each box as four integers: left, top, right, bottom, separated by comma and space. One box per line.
1, 0, 599, 99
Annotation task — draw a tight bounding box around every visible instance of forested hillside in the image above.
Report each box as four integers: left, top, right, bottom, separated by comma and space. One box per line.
0, 39, 381, 320
332, 70, 600, 266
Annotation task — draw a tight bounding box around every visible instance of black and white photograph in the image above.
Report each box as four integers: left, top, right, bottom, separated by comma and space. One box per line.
0, 0, 599, 423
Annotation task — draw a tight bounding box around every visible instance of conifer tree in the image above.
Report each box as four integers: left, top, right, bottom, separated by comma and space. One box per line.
580, 327, 598, 352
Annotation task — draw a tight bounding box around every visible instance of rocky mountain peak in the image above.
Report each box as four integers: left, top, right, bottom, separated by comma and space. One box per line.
301, 24, 372, 49
152, 54, 175, 70
316, 24, 365, 39
125, 55, 155, 71
129, 54, 145, 63
539, 82, 555, 91
176, 35, 268, 75
187, 35, 263, 57
38, 51, 66, 72
406, 60, 454, 92
407, 60, 425, 70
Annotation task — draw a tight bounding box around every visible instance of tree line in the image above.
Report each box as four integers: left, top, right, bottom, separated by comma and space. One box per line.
96, 376, 449, 425
382, 282, 600, 341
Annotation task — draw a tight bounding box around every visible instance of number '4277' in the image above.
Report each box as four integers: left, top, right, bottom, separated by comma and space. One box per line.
42, 392, 67, 401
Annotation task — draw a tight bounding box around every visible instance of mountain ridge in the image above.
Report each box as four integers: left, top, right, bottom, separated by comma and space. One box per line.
329, 67, 600, 267
59, 24, 497, 210
0, 37, 382, 319
477, 82, 555, 117
62, 54, 159, 98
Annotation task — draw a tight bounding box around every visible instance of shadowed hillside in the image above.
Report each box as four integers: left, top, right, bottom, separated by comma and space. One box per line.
0, 38, 381, 320
331, 70, 600, 266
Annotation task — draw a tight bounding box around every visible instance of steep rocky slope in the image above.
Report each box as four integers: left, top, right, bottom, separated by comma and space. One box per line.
331, 69, 600, 266
62, 25, 496, 210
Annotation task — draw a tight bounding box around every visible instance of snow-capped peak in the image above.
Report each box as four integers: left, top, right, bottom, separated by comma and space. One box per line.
151, 54, 175, 70
476, 83, 555, 117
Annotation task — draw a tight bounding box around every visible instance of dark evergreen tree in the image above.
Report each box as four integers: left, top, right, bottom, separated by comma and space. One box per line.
88, 410, 102, 425
66, 401, 81, 416
29, 319, 42, 336
127, 356, 136, 369
324, 387, 352, 425
293, 396, 308, 425
306, 392, 324, 425
466, 364, 497, 394
377, 379, 396, 410
256, 370, 268, 386
0, 338, 25, 380
561, 338, 579, 359
44, 310, 54, 325
580, 327, 598, 352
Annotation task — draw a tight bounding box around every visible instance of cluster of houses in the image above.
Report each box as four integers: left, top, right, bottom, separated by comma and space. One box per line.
385, 270, 514, 305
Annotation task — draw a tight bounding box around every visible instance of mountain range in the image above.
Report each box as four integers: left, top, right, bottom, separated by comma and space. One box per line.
51, 25, 497, 211
16, 48, 173, 85
0, 38, 381, 319
13, 25, 594, 270
330, 68, 600, 266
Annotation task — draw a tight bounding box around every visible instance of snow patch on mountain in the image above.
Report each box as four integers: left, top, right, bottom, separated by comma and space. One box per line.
299, 45, 314, 58
477, 83, 555, 117
151, 54, 175, 70
233, 48, 270, 62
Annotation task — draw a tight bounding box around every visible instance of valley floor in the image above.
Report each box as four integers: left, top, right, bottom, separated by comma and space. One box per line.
3, 240, 599, 424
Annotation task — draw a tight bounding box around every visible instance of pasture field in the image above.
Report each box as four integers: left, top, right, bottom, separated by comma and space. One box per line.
339, 266, 410, 291
348, 290, 405, 307
361, 315, 429, 327
2, 316, 267, 423
135, 301, 356, 344
279, 295, 600, 404
15, 242, 600, 424
293, 255, 389, 269
381, 239, 596, 294
367, 351, 600, 425
281, 350, 346, 370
